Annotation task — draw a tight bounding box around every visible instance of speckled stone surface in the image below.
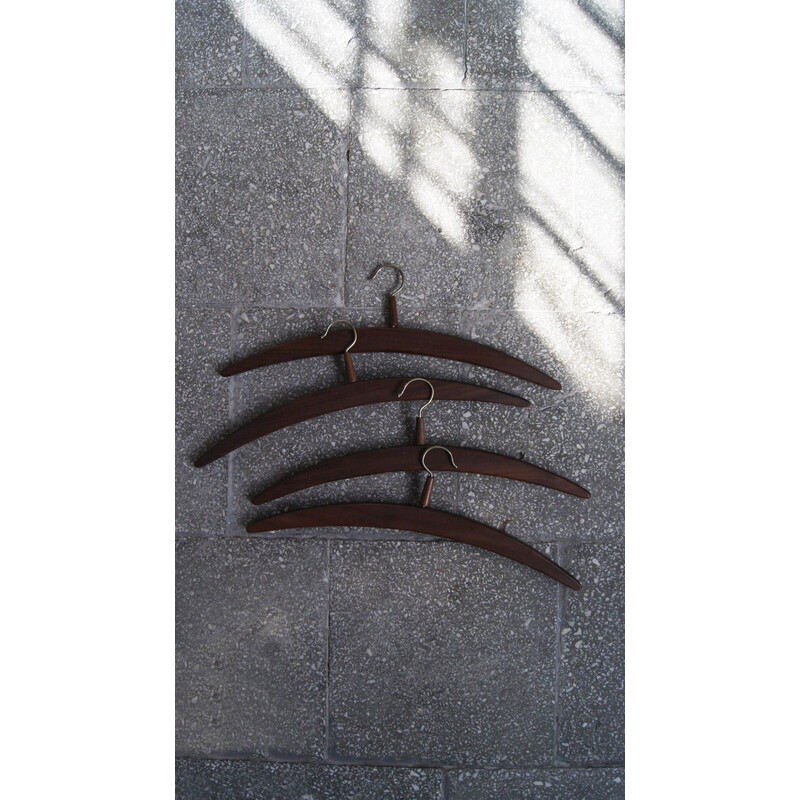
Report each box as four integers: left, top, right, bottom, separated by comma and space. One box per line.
176, 0, 624, 788
176, 0, 243, 88
328, 541, 559, 766
448, 767, 624, 799
466, 0, 624, 93
454, 311, 623, 544
176, 759, 443, 799
176, 306, 232, 536
557, 542, 624, 764
244, 0, 465, 89
347, 89, 595, 313
176, 538, 328, 758
176, 90, 348, 305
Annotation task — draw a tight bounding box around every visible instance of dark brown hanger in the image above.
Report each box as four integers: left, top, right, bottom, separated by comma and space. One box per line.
252, 378, 590, 504
219, 266, 561, 389
248, 446, 581, 590
194, 332, 529, 467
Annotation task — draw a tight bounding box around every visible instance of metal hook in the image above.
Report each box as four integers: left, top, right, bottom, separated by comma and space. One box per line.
419, 445, 458, 508
421, 445, 458, 477
397, 378, 435, 417
320, 319, 357, 352
369, 264, 405, 296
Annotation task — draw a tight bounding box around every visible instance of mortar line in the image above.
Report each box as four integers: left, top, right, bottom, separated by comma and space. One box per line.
324, 538, 332, 760
178, 85, 623, 96
462, 0, 468, 84
175, 753, 624, 770
553, 542, 568, 763
225, 304, 241, 534
340, 91, 353, 306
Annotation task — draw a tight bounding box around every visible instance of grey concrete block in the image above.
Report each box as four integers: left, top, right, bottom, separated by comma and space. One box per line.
176, 90, 347, 305
176, 0, 243, 88
455, 311, 623, 544
329, 541, 559, 765
176, 759, 443, 799
176, 537, 328, 758
448, 767, 624, 799
176, 306, 232, 536
557, 541, 624, 764
466, 0, 624, 93
243, 0, 464, 89
346, 90, 582, 312
225, 306, 467, 532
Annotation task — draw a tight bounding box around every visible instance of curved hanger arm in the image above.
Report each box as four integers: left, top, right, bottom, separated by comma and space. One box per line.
247, 503, 581, 590
220, 328, 561, 390
194, 378, 528, 468
252, 445, 591, 504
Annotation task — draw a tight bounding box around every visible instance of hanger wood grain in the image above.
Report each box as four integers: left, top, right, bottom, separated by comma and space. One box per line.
247, 502, 581, 590
194, 378, 528, 468
252, 445, 590, 504
220, 328, 561, 390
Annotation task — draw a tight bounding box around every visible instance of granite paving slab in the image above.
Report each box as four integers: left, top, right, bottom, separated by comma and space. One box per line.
176, 0, 244, 88
243, 0, 465, 89
176, 758, 444, 799
176, 306, 232, 536
448, 766, 624, 799
346, 89, 584, 312
329, 540, 559, 766
176, 537, 328, 758
455, 311, 623, 544
557, 541, 624, 764
176, 90, 347, 305
466, 0, 624, 93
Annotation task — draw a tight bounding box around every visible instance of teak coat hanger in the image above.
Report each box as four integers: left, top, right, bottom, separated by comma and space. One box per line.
194, 324, 530, 468
218, 266, 562, 390
248, 446, 581, 590
252, 378, 590, 504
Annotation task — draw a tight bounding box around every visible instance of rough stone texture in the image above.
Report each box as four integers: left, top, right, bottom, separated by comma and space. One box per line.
455, 311, 623, 544
448, 767, 624, 799
244, 0, 464, 89
176, 759, 443, 799
329, 541, 559, 766
176, 0, 243, 88
572, 92, 625, 314
346, 89, 602, 313
557, 541, 624, 764
176, 306, 232, 536
176, 538, 328, 758
176, 0, 624, 788
466, 0, 624, 93
176, 90, 347, 305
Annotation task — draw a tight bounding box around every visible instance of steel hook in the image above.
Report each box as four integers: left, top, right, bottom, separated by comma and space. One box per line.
321, 320, 359, 382
369, 263, 405, 296
419, 445, 458, 508
321, 319, 358, 352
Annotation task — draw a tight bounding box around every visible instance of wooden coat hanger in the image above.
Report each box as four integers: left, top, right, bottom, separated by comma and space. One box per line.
194, 325, 529, 468
251, 378, 590, 504
219, 266, 561, 389
248, 446, 581, 590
